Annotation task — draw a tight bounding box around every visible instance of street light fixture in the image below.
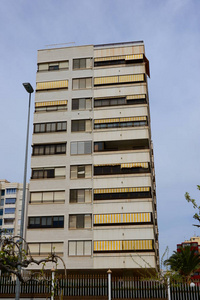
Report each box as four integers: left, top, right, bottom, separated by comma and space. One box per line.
15, 82, 34, 300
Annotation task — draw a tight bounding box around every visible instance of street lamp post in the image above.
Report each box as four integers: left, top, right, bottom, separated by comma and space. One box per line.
15, 83, 34, 300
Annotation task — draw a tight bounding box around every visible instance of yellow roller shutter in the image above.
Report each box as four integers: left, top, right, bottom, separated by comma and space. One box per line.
94, 76, 118, 85
126, 94, 146, 100
36, 80, 68, 90
119, 74, 144, 83
35, 100, 67, 107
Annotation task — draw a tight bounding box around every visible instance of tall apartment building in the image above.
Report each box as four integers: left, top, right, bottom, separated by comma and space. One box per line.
0, 179, 29, 237
26, 41, 159, 275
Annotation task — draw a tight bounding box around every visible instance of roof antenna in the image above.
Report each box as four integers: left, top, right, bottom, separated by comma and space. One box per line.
45, 42, 75, 48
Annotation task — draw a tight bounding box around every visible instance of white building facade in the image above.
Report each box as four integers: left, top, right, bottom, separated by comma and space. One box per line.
26, 41, 159, 274
0, 179, 29, 237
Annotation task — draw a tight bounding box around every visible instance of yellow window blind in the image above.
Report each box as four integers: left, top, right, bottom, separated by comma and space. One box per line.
94, 212, 151, 225
121, 162, 148, 168
126, 94, 146, 100
93, 187, 150, 194
94, 76, 118, 85
35, 100, 67, 108
94, 239, 153, 251
94, 116, 146, 124
119, 74, 144, 83
36, 80, 68, 90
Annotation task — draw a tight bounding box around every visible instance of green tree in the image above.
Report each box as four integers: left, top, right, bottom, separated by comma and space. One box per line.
185, 185, 200, 227
164, 246, 200, 283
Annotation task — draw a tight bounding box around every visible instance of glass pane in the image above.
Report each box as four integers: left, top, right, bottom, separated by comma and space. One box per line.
86, 98, 92, 109
84, 141, 92, 154
80, 59, 86, 69
79, 99, 85, 110
86, 78, 92, 88
71, 142, 77, 155
52, 242, 63, 253
85, 215, 91, 228
40, 243, 51, 254
77, 142, 84, 154
69, 241, 76, 255
43, 192, 54, 202
34, 124, 40, 133
69, 216, 76, 228
29, 243, 39, 254
84, 241, 92, 255
54, 191, 65, 201
31, 193, 42, 202
72, 99, 79, 110
70, 190, 77, 203
77, 166, 85, 178
73, 59, 80, 69
77, 215, 84, 228
79, 79, 86, 89
73, 79, 79, 90
77, 190, 85, 203
77, 241, 84, 255
70, 166, 77, 179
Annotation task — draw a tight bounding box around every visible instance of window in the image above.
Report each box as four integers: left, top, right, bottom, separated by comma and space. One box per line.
5, 208, 15, 214
32, 143, 66, 156
69, 214, 92, 229
30, 191, 65, 204
93, 239, 153, 252
3, 228, 14, 235
94, 54, 144, 67
1, 190, 5, 196
93, 187, 151, 201
4, 218, 14, 225
70, 165, 92, 179
28, 216, 64, 228
94, 95, 146, 108
70, 141, 92, 155
68, 240, 92, 256
73, 58, 92, 69
28, 242, 63, 255
94, 74, 145, 87
0, 219, 2, 226
36, 80, 68, 91
72, 98, 92, 110
38, 60, 69, 72
94, 117, 147, 130
0, 209, 3, 216
94, 163, 150, 176
72, 78, 92, 90
34, 122, 67, 133
5, 198, 16, 204
32, 167, 65, 179
6, 189, 16, 194
70, 189, 92, 203
35, 100, 68, 112
94, 139, 149, 153
94, 212, 152, 226
71, 120, 92, 132
0, 199, 4, 206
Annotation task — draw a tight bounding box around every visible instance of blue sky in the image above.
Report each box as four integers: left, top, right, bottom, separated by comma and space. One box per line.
0, 0, 200, 260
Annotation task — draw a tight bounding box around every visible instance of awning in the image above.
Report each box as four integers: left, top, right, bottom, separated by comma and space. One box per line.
36, 80, 68, 90
94, 116, 146, 124
121, 162, 148, 168
126, 94, 146, 100
93, 239, 153, 251
94, 187, 150, 194
35, 100, 67, 107
94, 212, 151, 224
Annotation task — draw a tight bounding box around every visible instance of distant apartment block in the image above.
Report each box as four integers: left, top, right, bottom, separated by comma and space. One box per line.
26, 41, 159, 275
0, 179, 29, 237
